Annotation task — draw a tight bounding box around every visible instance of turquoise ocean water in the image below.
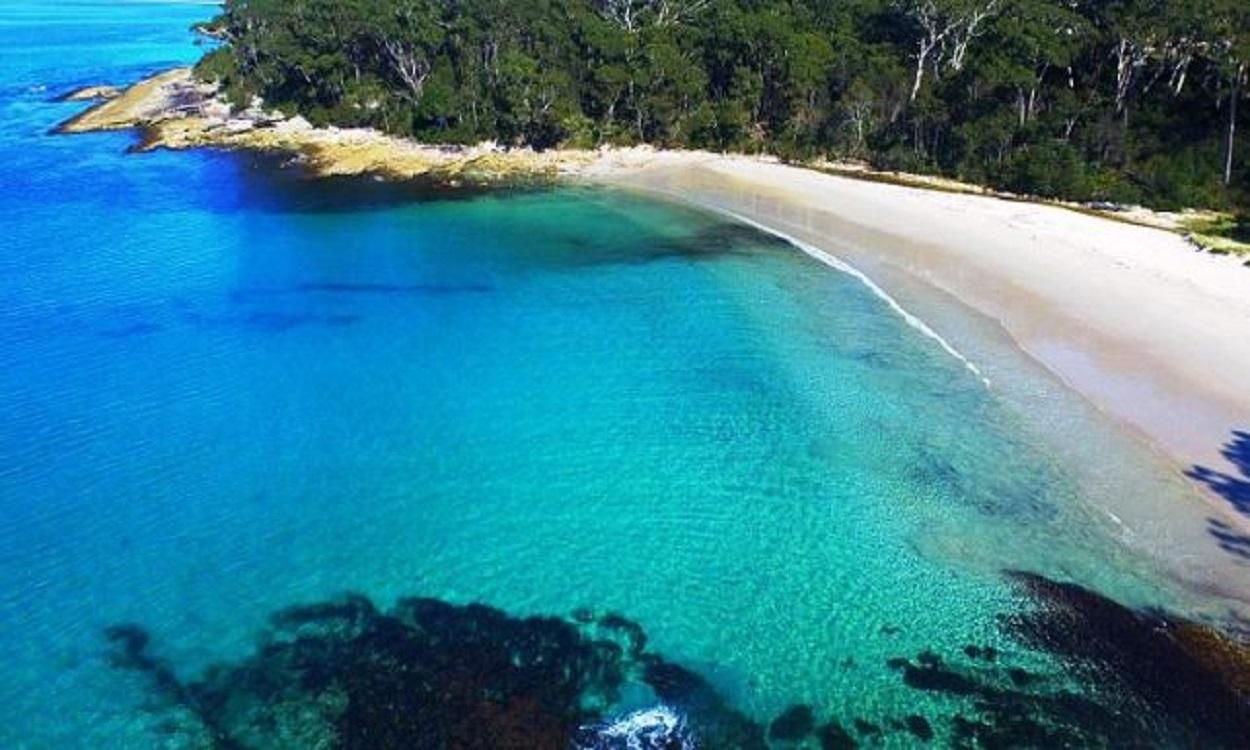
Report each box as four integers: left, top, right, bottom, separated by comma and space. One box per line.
3, 2, 1249, 748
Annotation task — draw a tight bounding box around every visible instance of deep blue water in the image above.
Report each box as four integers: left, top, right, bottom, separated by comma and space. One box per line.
3, 3, 1250, 748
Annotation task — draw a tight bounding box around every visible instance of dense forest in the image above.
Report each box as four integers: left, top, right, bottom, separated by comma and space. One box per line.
195, 0, 1249, 210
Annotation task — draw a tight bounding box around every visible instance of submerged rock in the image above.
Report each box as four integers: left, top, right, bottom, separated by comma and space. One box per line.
104, 594, 765, 750
640, 658, 767, 749
1007, 571, 1250, 747
903, 714, 934, 741
816, 721, 857, 750
768, 703, 815, 741
877, 573, 1250, 748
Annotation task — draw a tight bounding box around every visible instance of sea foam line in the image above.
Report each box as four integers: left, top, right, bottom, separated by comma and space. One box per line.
712, 206, 991, 387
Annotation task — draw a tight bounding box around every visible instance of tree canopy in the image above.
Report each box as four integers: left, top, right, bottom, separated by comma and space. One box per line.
196, 0, 1249, 210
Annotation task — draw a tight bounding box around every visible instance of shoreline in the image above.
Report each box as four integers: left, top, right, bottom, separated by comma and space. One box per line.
54, 68, 1246, 240
599, 156, 1250, 532
59, 69, 1250, 541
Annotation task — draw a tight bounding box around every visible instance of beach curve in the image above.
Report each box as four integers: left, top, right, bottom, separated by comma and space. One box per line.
597, 155, 1250, 532
59, 68, 1250, 542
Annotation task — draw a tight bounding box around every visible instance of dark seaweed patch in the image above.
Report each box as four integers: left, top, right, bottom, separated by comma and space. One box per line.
884, 645, 1130, 747
768, 704, 814, 741
104, 574, 1250, 749
851, 718, 881, 737
879, 572, 1250, 748
962, 644, 998, 661
887, 652, 980, 696
904, 443, 1057, 521
816, 721, 857, 749
1006, 570, 1250, 748
619, 222, 791, 267
551, 220, 784, 270
903, 714, 933, 741
640, 658, 767, 749
104, 594, 765, 750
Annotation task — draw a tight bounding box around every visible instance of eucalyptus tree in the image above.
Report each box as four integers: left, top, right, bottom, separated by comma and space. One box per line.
193, 0, 1246, 209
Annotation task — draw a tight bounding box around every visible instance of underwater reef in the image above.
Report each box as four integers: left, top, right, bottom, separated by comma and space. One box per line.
878, 572, 1250, 749
105, 595, 763, 749
105, 572, 1250, 749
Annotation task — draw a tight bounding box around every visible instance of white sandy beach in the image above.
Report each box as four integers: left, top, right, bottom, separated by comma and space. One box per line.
62, 69, 1250, 535
597, 153, 1250, 516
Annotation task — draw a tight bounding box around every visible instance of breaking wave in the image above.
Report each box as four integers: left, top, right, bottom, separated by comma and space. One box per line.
715, 207, 991, 387
577, 706, 696, 750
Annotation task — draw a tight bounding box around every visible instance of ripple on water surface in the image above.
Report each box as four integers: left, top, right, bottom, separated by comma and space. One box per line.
3, 2, 1250, 748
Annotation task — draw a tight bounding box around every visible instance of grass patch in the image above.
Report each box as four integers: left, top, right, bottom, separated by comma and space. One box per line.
1180, 214, 1250, 258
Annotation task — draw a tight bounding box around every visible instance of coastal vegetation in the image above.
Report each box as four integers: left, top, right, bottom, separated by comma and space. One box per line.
193, 0, 1249, 212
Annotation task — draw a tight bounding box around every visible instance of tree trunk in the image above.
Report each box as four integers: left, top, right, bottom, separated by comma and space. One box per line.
910, 46, 929, 103
1226, 64, 1243, 187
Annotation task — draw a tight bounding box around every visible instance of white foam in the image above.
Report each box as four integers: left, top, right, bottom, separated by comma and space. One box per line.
713, 207, 991, 387
579, 705, 694, 750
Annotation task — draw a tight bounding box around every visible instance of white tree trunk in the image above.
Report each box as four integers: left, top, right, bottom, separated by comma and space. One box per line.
1227, 64, 1244, 187
383, 39, 430, 102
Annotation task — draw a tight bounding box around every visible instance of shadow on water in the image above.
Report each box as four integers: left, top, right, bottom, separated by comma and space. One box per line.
498, 219, 792, 275
1185, 430, 1250, 561
85, 280, 495, 340
564, 222, 780, 269
147, 148, 796, 266
229, 282, 495, 303
1187, 430, 1250, 515
194, 150, 542, 216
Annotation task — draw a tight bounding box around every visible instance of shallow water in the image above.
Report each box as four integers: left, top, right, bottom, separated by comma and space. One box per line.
2, 2, 1248, 748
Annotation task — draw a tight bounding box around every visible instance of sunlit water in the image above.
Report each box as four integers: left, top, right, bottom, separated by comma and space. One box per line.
2, 2, 1247, 748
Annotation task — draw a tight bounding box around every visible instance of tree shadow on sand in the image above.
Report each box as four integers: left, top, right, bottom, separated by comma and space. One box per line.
1185, 430, 1250, 560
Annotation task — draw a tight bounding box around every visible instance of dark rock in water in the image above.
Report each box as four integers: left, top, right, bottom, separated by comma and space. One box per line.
904, 715, 934, 741
885, 646, 1138, 748
852, 718, 882, 737
816, 721, 858, 750
1007, 571, 1250, 747
103, 594, 762, 750
768, 704, 815, 740
102, 625, 195, 719
887, 653, 979, 695
962, 644, 998, 662
597, 611, 648, 658
1006, 667, 1038, 688
102, 623, 150, 665
641, 658, 767, 749
916, 650, 942, 667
